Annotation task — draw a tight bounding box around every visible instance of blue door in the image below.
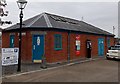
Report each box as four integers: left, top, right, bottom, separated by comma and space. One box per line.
10, 35, 15, 48
98, 38, 104, 56
32, 35, 44, 62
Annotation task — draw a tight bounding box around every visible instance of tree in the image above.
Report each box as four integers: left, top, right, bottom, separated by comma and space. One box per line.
0, 0, 12, 25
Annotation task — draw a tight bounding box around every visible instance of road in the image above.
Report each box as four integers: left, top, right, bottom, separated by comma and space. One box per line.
2, 59, 118, 82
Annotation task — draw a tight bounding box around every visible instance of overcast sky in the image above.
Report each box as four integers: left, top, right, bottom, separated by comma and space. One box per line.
1, 0, 118, 37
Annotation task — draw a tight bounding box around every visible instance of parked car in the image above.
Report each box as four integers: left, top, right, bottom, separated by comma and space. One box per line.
106, 45, 120, 60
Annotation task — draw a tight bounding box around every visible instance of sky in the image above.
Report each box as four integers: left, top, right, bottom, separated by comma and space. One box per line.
1, 0, 119, 37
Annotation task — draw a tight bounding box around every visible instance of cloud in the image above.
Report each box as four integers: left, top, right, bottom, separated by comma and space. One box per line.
2, 2, 118, 37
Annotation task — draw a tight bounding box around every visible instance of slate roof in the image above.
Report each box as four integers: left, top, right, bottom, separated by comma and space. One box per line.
4, 12, 114, 36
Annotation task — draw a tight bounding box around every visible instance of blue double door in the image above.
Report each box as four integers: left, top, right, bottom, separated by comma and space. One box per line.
98, 38, 104, 56
32, 35, 44, 62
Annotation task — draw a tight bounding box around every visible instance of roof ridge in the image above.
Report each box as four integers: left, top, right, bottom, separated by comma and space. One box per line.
44, 12, 82, 23
43, 13, 52, 27
26, 13, 45, 27
4, 12, 114, 36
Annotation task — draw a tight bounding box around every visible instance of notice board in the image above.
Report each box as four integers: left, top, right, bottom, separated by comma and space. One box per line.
2, 48, 19, 66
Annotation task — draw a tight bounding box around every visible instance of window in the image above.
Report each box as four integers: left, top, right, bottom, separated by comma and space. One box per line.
10, 35, 15, 48
110, 46, 120, 50
54, 34, 62, 50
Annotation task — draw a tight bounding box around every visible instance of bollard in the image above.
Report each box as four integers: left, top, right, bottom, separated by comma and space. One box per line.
41, 55, 47, 69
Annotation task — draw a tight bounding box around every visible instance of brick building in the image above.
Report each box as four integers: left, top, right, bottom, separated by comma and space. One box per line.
2, 12, 115, 63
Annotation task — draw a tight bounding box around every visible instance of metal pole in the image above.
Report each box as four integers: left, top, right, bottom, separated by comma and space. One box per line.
113, 26, 115, 35
17, 9, 23, 72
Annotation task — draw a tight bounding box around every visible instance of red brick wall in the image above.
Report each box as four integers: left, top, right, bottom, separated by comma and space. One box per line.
2, 32, 28, 62
2, 30, 115, 63
26, 31, 32, 61
69, 33, 76, 59
45, 32, 114, 62
104, 36, 115, 53
45, 31, 68, 63
2, 32, 10, 48
69, 33, 106, 59
80, 34, 99, 57
110, 37, 115, 46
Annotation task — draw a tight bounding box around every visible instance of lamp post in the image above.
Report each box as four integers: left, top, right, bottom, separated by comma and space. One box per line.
17, 0, 27, 72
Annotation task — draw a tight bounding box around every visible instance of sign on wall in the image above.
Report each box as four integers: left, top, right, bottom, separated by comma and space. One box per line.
76, 40, 80, 50
2, 48, 19, 66
76, 35, 81, 55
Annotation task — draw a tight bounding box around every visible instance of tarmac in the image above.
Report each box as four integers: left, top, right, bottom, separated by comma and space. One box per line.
2, 56, 102, 77
2, 58, 118, 82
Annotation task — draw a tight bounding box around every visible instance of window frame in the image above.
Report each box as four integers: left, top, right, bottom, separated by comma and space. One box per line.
54, 34, 62, 50
10, 35, 15, 48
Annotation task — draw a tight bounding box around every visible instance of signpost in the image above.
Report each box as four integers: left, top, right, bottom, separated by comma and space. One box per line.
2, 48, 19, 66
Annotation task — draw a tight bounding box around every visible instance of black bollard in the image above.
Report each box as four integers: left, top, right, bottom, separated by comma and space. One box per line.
41, 56, 47, 69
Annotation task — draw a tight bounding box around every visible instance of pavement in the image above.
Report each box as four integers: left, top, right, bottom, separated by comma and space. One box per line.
2, 57, 98, 76
2, 58, 119, 82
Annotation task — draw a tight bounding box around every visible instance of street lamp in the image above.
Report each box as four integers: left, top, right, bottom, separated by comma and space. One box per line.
17, 0, 27, 72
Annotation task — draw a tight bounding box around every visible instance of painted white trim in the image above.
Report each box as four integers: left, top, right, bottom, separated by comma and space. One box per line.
43, 13, 52, 27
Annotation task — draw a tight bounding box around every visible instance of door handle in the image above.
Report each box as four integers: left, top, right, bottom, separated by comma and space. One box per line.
34, 45, 35, 50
